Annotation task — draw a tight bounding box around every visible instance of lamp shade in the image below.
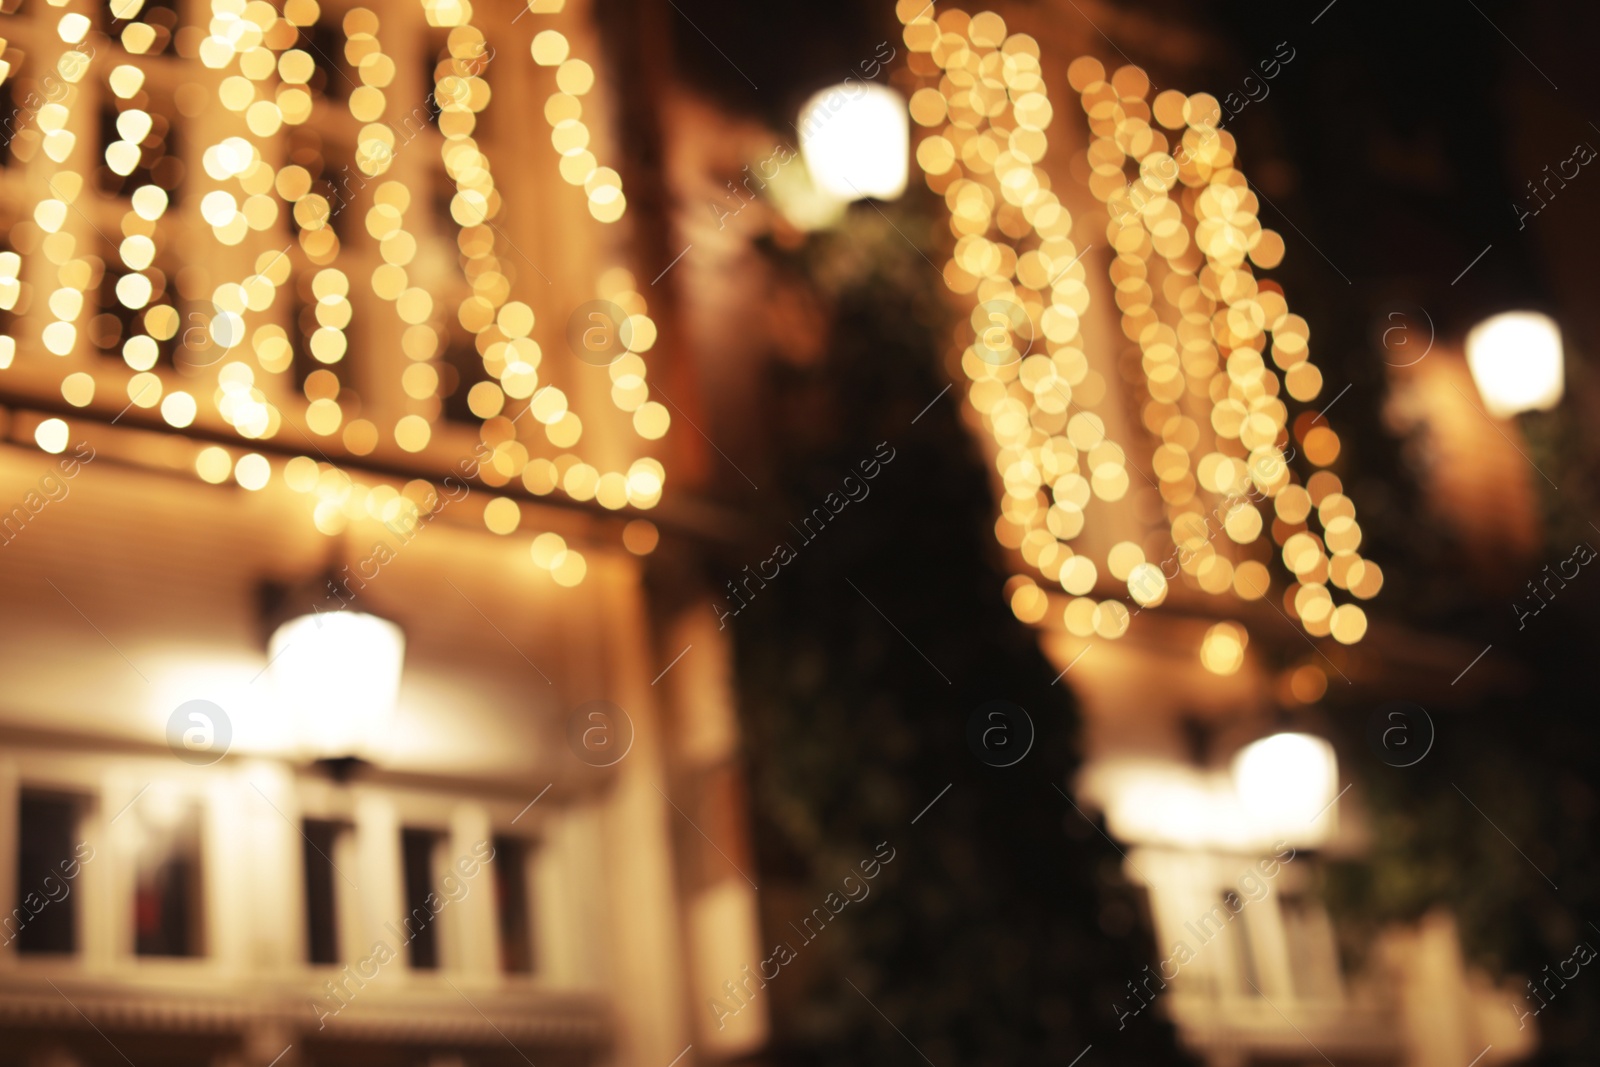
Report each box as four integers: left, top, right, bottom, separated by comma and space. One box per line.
1466, 311, 1564, 418
798, 83, 909, 202
1232, 732, 1338, 845
268, 611, 405, 761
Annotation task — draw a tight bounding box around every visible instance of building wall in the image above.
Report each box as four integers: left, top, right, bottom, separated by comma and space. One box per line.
0, 0, 737, 1064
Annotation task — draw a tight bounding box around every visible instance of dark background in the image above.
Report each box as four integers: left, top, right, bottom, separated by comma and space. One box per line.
652, 2, 1600, 1064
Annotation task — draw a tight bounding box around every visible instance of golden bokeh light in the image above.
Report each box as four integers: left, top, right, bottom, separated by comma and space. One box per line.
622, 519, 659, 556
1287, 664, 1329, 704
1200, 621, 1247, 676
900, 0, 1375, 658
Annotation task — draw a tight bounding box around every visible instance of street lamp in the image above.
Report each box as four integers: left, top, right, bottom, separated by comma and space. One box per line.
1232, 732, 1338, 845
268, 610, 405, 769
798, 83, 909, 202
1466, 311, 1564, 418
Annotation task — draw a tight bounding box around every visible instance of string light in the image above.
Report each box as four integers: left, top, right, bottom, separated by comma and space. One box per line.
38, 8, 95, 369
529, 23, 625, 223
105, 25, 180, 412
197, 0, 297, 441
899, 0, 1376, 651
367, 180, 438, 458
2, 0, 674, 583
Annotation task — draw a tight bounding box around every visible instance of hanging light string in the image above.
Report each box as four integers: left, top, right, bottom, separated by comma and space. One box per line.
1079, 63, 1381, 641
896, 0, 1377, 651
528, 21, 625, 223
196, 0, 304, 445
37, 4, 95, 382
8, 0, 673, 585
98, 3, 202, 429
516, 2, 669, 511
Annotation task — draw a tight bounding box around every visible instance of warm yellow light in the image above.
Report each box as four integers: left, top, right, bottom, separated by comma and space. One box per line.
35, 418, 69, 454
61, 372, 95, 407
1087, 760, 1256, 850
1232, 732, 1338, 841
764, 158, 848, 232
551, 549, 587, 587
623, 519, 659, 556
483, 496, 520, 534
234, 453, 271, 491
530, 532, 566, 568
1199, 621, 1247, 675
798, 83, 909, 202
1466, 311, 1563, 418
269, 611, 405, 761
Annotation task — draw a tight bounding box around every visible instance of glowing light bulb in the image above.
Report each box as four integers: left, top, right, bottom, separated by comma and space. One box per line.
1232, 732, 1338, 843
269, 611, 405, 761
1466, 311, 1563, 418
798, 83, 909, 202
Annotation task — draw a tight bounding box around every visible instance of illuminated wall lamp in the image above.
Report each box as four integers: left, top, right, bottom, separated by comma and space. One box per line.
267, 609, 405, 775
797, 83, 909, 203
1231, 732, 1338, 846
1466, 311, 1564, 419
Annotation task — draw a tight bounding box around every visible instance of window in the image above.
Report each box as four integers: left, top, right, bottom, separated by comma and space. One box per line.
12, 792, 86, 955
132, 794, 205, 957
286, 129, 357, 243
440, 322, 485, 424
429, 165, 456, 232
289, 283, 321, 391
1280, 894, 1343, 1000
302, 19, 353, 102
400, 828, 444, 970
0, 43, 42, 168
94, 242, 179, 366
0, 77, 18, 169
1219, 890, 1261, 995
95, 96, 182, 203
492, 835, 535, 974
302, 819, 349, 966
109, 0, 178, 57
421, 33, 451, 130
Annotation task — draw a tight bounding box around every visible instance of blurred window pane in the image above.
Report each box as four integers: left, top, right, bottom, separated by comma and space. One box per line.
492, 835, 535, 974
133, 795, 205, 957
13, 792, 84, 955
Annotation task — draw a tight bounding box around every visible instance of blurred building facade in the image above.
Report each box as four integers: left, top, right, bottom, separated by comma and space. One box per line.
0, 1, 762, 1066
0, 1, 1572, 1067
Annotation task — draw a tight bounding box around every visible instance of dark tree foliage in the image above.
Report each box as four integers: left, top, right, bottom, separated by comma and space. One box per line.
1321, 527, 1600, 1066
711, 211, 1192, 1067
